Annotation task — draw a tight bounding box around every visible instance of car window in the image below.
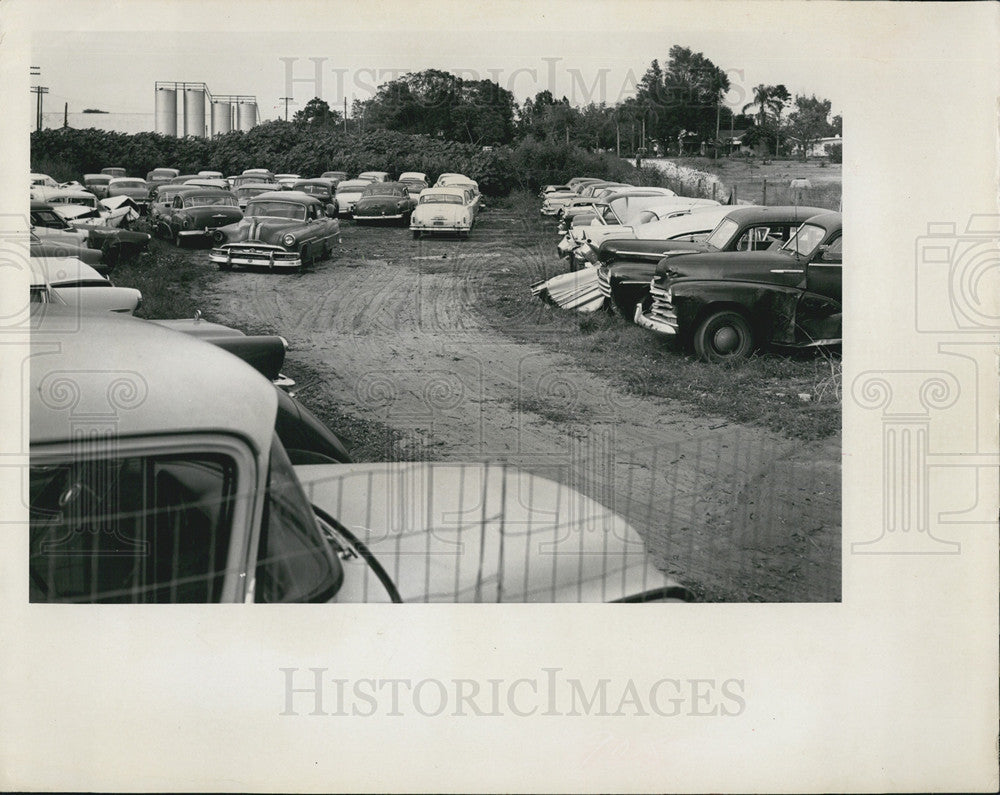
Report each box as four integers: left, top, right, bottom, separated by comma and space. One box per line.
780, 223, 827, 258
820, 235, 842, 263
420, 194, 462, 205
30, 452, 237, 603
255, 436, 341, 602
246, 201, 306, 221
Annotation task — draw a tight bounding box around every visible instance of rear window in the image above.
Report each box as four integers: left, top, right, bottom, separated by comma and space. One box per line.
420, 194, 462, 205
30, 452, 237, 603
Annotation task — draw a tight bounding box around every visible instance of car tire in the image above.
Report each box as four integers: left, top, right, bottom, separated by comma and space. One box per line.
693, 310, 755, 363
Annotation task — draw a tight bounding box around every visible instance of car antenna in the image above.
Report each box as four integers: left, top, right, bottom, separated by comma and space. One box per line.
193, 309, 202, 323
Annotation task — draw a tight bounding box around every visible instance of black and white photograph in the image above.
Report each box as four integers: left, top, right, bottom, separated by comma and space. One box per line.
1, 0, 997, 791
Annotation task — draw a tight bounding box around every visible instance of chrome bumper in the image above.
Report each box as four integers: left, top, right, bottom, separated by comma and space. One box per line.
355, 213, 405, 220
209, 245, 302, 269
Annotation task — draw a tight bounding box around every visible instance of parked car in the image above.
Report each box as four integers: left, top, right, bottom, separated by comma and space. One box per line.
410, 187, 477, 238
275, 173, 301, 189
352, 181, 417, 224
398, 171, 428, 183
291, 179, 339, 214
234, 182, 285, 210
183, 178, 230, 191
434, 173, 473, 188
399, 178, 429, 198
30, 173, 65, 201
28, 308, 690, 603
154, 189, 243, 246
358, 170, 390, 183
210, 191, 340, 270
198, 170, 224, 179
46, 189, 138, 229
636, 211, 843, 362
596, 205, 824, 318
146, 167, 180, 188
108, 177, 151, 212
82, 174, 112, 199
230, 173, 278, 190
334, 179, 371, 216
29, 257, 142, 313
320, 170, 348, 183
30, 229, 104, 269
168, 174, 202, 185
100, 167, 127, 178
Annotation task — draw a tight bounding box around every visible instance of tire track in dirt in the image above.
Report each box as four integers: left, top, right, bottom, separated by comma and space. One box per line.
198, 210, 840, 601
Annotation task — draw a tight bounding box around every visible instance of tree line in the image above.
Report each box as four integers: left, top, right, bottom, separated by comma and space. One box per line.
291, 46, 841, 160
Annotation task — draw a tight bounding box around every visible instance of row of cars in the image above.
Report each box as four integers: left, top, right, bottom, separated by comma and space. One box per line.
536, 178, 843, 363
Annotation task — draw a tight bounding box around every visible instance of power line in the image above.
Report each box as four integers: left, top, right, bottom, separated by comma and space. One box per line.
31, 85, 49, 131
278, 96, 294, 121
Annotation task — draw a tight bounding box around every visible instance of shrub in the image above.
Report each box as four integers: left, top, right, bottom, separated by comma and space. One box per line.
825, 142, 842, 164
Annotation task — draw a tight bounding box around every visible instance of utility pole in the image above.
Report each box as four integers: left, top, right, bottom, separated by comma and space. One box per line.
616, 122, 620, 157
279, 96, 292, 121
31, 85, 49, 131
63, 102, 68, 128
343, 98, 347, 133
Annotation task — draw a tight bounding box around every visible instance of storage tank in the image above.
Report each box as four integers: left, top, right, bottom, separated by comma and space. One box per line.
183, 88, 206, 137
154, 88, 177, 136
211, 101, 231, 135
237, 102, 257, 131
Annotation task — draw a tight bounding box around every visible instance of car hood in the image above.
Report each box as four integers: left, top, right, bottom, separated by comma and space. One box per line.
296, 462, 687, 603
655, 249, 807, 287
220, 216, 299, 242
600, 238, 708, 264
51, 285, 142, 314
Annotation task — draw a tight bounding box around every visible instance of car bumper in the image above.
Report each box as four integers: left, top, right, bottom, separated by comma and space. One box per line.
209, 245, 302, 269
411, 223, 471, 233
355, 213, 405, 220
178, 229, 213, 237
634, 303, 677, 335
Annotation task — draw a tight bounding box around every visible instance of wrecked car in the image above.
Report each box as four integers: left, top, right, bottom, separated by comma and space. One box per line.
635, 210, 842, 362
210, 191, 340, 270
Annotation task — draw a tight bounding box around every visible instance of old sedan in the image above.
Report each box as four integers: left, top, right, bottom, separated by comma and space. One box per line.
352, 181, 416, 224
636, 211, 842, 362
210, 191, 340, 271
597, 205, 825, 318
29, 308, 690, 603
334, 179, 371, 216
146, 167, 180, 188
82, 173, 112, 199
108, 177, 151, 211
155, 189, 243, 245
101, 167, 127, 178
292, 179, 340, 215
30, 256, 142, 314
410, 187, 477, 238
320, 170, 348, 183
358, 170, 390, 183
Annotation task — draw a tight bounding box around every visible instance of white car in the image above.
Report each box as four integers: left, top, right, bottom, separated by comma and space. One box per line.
334, 179, 372, 215
28, 309, 690, 604
358, 170, 390, 183
198, 170, 224, 179
30, 257, 142, 314
30, 173, 65, 201
398, 171, 427, 183
409, 187, 477, 238
275, 173, 301, 189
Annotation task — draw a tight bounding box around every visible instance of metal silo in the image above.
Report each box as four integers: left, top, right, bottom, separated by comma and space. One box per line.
155, 87, 177, 136
211, 101, 232, 135
237, 101, 257, 131
184, 88, 206, 137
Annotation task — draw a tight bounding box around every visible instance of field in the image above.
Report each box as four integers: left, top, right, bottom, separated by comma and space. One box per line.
114, 190, 842, 602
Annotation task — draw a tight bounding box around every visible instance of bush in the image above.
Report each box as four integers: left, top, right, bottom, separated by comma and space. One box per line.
825, 142, 842, 164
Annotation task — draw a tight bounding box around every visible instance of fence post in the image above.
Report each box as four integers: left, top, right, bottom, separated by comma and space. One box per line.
762, 177, 767, 205
712, 182, 717, 202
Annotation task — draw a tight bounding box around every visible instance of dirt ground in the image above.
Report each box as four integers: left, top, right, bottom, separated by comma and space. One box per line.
192, 207, 841, 602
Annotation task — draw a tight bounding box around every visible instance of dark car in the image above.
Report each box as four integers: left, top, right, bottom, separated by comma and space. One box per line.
209, 191, 340, 270
146, 167, 180, 188
352, 181, 417, 224
155, 189, 244, 246
399, 178, 428, 199
230, 173, 279, 191
636, 211, 842, 362
598, 205, 827, 319
292, 179, 340, 215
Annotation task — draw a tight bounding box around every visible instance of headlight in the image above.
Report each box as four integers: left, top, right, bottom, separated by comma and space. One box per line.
181, 216, 191, 229
282, 233, 296, 247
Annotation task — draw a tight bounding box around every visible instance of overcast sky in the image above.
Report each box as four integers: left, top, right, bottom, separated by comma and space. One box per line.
31, 25, 846, 121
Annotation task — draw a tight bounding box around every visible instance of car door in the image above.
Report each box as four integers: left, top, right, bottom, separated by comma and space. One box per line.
794, 233, 842, 343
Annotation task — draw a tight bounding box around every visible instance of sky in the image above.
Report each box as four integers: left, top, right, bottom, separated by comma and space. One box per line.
29, 20, 848, 123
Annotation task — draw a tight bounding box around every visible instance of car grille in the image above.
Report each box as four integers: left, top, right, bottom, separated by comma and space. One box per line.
647, 283, 678, 327
597, 268, 612, 299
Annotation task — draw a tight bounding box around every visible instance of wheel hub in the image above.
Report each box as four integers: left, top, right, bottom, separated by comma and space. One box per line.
713, 326, 740, 353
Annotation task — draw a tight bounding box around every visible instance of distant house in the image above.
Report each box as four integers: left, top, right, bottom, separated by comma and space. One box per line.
711, 130, 752, 156
787, 134, 843, 159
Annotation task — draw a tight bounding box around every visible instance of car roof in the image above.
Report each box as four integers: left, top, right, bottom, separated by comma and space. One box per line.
248, 190, 321, 204
177, 190, 236, 200
716, 205, 829, 225
363, 181, 407, 189
292, 178, 333, 186
421, 186, 467, 196
109, 177, 147, 184
237, 182, 281, 191
30, 308, 277, 452
801, 210, 842, 232
32, 256, 106, 285
337, 180, 371, 188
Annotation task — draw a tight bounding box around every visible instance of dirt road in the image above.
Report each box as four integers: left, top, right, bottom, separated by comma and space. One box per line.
197, 209, 840, 601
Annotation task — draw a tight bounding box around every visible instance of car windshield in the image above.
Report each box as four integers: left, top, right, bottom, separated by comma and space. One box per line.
705, 218, 740, 250
31, 210, 70, 229
183, 195, 237, 208
246, 201, 306, 220
255, 435, 341, 603
237, 187, 271, 198
363, 185, 404, 197
115, 180, 145, 189
420, 194, 463, 205
780, 223, 827, 257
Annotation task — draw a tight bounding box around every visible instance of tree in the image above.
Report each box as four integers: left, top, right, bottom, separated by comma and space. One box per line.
786, 94, 835, 160
292, 97, 342, 127
741, 84, 790, 154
